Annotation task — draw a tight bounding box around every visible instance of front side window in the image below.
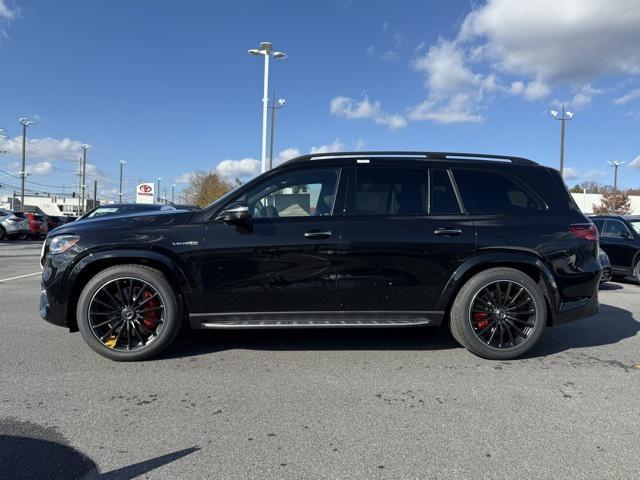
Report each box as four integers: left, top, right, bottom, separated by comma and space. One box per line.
245, 168, 339, 218
627, 220, 640, 235
602, 219, 632, 238
453, 169, 544, 214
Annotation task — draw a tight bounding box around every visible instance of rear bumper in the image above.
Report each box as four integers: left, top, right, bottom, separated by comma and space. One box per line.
552, 292, 599, 326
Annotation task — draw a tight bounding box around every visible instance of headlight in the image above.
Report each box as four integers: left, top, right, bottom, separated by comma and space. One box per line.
49, 235, 80, 254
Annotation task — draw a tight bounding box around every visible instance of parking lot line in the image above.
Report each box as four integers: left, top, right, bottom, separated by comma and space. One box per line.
0, 272, 41, 283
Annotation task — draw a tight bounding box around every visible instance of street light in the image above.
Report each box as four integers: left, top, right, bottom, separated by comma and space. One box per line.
156, 177, 162, 204
608, 160, 625, 191
248, 41, 287, 173
18, 118, 36, 211
549, 105, 573, 179
80, 144, 92, 215
268, 93, 286, 170
119, 160, 127, 203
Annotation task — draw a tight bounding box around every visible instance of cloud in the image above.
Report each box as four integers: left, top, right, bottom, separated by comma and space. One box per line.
310, 139, 346, 154
330, 96, 407, 130
277, 147, 301, 163
570, 84, 604, 108
28, 161, 55, 176
614, 88, 640, 105
628, 155, 640, 169
174, 172, 196, 184
509, 80, 550, 101
215, 158, 260, 181
563, 167, 579, 180
365, 45, 375, 56
458, 0, 640, 84
0, 135, 85, 161
407, 40, 495, 123
0, 0, 17, 20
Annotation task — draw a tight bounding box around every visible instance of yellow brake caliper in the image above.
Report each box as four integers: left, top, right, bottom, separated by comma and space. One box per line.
104, 336, 117, 349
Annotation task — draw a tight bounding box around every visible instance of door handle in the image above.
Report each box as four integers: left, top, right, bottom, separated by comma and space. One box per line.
434, 227, 462, 236
304, 230, 332, 239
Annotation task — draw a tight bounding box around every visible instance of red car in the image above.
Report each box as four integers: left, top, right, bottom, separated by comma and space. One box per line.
24, 212, 48, 239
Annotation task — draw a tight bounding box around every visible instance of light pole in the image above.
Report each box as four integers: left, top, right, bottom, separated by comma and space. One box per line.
156, 177, 162, 204
248, 42, 287, 173
608, 160, 625, 191
119, 160, 127, 203
19, 118, 36, 210
550, 105, 573, 179
268, 93, 286, 170
80, 144, 92, 215
171, 184, 176, 204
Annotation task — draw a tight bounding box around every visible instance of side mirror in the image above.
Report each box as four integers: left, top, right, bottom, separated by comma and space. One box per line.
215, 202, 251, 224
623, 230, 633, 240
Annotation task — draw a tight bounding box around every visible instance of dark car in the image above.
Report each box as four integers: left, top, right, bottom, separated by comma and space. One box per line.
42, 215, 62, 232
589, 214, 640, 281
598, 248, 612, 284
40, 151, 601, 361
78, 203, 177, 220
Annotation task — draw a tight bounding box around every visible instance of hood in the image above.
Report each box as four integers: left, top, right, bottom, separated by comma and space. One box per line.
49, 210, 195, 236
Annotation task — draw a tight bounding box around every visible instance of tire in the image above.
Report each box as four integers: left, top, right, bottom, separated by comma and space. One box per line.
0, 226, 6, 240
449, 267, 546, 360
76, 265, 181, 361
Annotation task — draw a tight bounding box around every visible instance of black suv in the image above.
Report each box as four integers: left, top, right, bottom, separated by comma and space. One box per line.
40, 151, 601, 361
590, 214, 640, 281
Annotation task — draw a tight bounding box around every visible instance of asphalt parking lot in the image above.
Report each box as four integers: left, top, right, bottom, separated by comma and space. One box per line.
1, 240, 639, 479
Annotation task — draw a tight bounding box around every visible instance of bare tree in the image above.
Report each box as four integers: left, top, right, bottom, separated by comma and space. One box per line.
592, 190, 632, 215
184, 171, 233, 207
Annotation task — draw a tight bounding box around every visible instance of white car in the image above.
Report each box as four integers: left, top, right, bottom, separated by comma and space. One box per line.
0, 209, 29, 240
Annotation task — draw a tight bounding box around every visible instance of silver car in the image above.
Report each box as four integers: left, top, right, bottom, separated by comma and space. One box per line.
0, 209, 29, 240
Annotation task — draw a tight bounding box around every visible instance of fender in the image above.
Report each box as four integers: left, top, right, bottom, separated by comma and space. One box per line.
67, 247, 195, 300
436, 249, 560, 314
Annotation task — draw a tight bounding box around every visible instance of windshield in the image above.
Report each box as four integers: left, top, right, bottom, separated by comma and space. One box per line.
629, 221, 640, 234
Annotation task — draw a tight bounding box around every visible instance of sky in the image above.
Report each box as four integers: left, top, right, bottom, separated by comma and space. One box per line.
1, 0, 640, 202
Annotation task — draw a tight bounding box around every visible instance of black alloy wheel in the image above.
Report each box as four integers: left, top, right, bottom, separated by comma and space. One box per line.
77, 265, 180, 361
87, 277, 166, 352
469, 280, 536, 350
449, 267, 546, 360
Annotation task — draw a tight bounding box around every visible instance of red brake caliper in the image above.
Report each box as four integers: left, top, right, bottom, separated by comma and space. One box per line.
473, 312, 489, 329
141, 291, 160, 331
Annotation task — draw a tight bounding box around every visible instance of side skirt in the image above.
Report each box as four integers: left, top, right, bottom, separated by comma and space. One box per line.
190, 311, 444, 329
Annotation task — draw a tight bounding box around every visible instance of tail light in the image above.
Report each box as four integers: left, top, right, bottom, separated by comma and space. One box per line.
569, 223, 598, 241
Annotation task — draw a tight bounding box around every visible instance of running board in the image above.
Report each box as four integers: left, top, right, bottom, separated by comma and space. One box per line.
190, 311, 443, 329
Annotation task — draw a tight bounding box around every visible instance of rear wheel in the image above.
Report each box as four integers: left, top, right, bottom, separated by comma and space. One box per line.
77, 265, 181, 361
449, 267, 546, 360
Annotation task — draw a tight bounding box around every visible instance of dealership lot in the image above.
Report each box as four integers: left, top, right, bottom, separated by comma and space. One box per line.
1, 241, 640, 479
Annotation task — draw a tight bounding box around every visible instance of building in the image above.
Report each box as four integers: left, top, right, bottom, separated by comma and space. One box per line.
0, 193, 98, 215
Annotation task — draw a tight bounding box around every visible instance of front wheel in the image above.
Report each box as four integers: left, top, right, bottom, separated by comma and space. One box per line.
77, 265, 181, 361
449, 267, 546, 360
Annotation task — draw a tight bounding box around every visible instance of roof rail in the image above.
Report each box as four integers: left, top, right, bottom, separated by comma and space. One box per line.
284, 151, 537, 166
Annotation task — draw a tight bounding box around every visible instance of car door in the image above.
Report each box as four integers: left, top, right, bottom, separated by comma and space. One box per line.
600, 219, 638, 273
336, 164, 476, 316
198, 166, 346, 317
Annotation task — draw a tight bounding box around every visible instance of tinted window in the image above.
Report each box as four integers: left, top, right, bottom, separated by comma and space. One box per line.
602, 219, 632, 238
592, 219, 605, 232
454, 169, 544, 214
430, 169, 461, 215
353, 168, 428, 216
246, 168, 339, 218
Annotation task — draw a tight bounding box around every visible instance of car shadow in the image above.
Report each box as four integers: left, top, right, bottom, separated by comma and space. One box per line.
0, 418, 199, 480
599, 282, 623, 291
527, 303, 639, 357
162, 302, 639, 360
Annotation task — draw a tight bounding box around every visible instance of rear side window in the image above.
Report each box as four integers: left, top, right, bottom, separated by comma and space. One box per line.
430, 170, 461, 214
353, 167, 428, 215
453, 169, 544, 214
351, 167, 462, 216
